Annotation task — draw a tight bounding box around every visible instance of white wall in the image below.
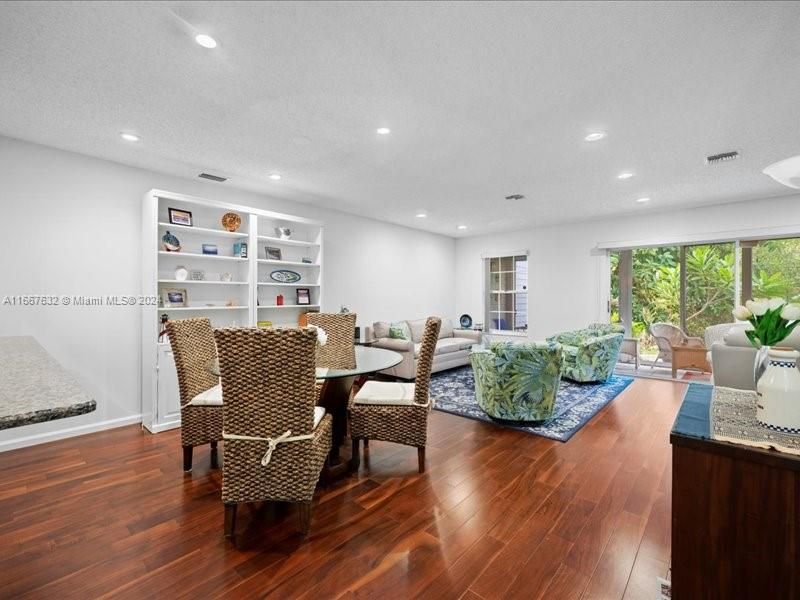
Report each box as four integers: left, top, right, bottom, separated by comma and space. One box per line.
0, 136, 456, 449
455, 195, 800, 340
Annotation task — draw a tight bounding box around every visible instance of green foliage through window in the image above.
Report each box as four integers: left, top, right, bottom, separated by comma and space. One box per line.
610, 238, 800, 357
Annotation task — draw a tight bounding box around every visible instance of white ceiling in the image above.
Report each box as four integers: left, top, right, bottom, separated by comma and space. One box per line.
1, 1, 799, 237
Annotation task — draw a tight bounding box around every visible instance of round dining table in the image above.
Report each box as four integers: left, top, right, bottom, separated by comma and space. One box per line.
208, 345, 402, 475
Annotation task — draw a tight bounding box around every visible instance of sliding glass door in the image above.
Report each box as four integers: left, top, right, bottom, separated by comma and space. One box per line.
743, 237, 800, 303
683, 243, 735, 337
611, 242, 735, 358
611, 236, 800, 365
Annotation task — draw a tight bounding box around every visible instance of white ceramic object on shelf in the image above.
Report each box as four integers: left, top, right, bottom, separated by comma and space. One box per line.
756, 347, 800, 433
174, 265, 188, 281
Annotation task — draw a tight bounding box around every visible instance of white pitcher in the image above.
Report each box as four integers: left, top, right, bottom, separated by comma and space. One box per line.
756, 347, 800, 433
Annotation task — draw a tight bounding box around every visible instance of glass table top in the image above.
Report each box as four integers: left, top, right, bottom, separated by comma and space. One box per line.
207, 345, 402, 379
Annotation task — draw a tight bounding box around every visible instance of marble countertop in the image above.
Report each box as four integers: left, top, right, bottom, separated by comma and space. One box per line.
0, 336, 96, 430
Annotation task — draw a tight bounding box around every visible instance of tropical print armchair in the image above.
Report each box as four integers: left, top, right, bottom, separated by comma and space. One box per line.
547, 323, 624, 383
470, 341, 563, 421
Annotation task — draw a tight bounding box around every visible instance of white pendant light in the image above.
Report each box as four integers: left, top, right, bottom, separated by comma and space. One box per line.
763, 155, 800, 189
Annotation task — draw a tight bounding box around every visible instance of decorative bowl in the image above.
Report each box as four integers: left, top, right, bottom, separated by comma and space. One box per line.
221, 212, 242, 232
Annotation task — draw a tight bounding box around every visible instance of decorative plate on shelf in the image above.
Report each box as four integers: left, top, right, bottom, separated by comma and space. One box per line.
459, 314, 473, 328
174, 265, 189, 281
221, 212, 242, 232
269, 269, 301, 284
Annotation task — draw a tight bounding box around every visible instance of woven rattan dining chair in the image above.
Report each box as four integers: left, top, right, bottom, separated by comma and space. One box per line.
306, 312, 357, 369
214, 327, 332, 537
165, 317, 223, 472
349, 317, 441, 474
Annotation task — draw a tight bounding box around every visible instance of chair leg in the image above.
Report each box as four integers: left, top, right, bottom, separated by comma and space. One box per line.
418, 447, 426, 473
363, 439, 369, 449
297, 501, 313, 535
351, 438, 361, 472
224, 503, 237, 538
210, 441, 219, 469
182, 446, 193, 472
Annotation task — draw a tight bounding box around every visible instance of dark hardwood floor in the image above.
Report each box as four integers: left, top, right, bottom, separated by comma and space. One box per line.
0, 378, 684, 599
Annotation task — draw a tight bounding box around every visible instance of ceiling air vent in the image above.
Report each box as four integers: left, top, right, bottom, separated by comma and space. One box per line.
198, 172, 227, 182
706, 151, 739, 165
505, 194, 525, 201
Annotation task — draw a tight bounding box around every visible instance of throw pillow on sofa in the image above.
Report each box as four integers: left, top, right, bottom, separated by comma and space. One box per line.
438, 318, 454, 339
389, 321, 412, 341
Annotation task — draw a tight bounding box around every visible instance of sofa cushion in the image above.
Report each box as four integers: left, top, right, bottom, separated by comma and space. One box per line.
436, 337, 474, 355
438, 318, 455, 339
725, 323, 800, 349
189, 383, 223, 406
724, 323, 755, 347
354, 381, 416, 405
373, 321, 391, 339
389, 321, 412, 341
407, 319, 427, 343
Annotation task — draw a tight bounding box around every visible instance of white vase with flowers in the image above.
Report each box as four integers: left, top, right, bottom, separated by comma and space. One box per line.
733, 298, 800, 432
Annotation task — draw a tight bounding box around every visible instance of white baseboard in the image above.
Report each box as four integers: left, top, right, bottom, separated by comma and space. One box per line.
0, 414, 143, 453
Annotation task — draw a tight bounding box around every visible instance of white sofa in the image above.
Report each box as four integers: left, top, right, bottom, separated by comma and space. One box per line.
710, 323, 800, 390
366, 318, 482, 380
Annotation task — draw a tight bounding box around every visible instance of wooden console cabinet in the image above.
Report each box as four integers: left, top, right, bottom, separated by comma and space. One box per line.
671, 431, 800, 599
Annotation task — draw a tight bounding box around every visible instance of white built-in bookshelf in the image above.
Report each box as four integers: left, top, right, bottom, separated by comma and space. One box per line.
141, 189, 323, 432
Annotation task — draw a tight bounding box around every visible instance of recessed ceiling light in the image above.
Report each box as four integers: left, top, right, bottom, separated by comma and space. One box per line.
636, 197, 651, 203
457, 225, 468, 230
268, 173, 282, 180
120, 132, 140, 142
195, 34, 217, 49
584, 132, 606, 142
617, 172, 635, 180
376, 127, 391, 135
415, 212, 427, 218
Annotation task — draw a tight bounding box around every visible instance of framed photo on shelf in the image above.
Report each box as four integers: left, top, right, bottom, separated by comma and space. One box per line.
265, 246, 282, 261
162, 288, 187, 308
168, 208, 193, 227
202, 244, 218, 255
296, 288, 311, 305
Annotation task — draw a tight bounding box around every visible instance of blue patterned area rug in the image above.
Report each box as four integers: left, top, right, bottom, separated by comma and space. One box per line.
430, 366, 634, 442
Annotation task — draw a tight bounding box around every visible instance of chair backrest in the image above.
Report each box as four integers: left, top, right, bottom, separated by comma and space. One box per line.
214, 327, 317, 438
165, 317, 218, 407
306, 312, 357, 369
649, 322, 684, 352
414, 317, 442, 404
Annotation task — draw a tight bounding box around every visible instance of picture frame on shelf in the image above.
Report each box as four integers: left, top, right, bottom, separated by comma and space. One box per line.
296, 288, 311, 305
265, 246, 282, 261
301, 257, 313, 264
189, 269, 205, 281
233, 242, 247, 258
202, 244, 218, 255
168, 208, 193, 227
162, 288, 187, 308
